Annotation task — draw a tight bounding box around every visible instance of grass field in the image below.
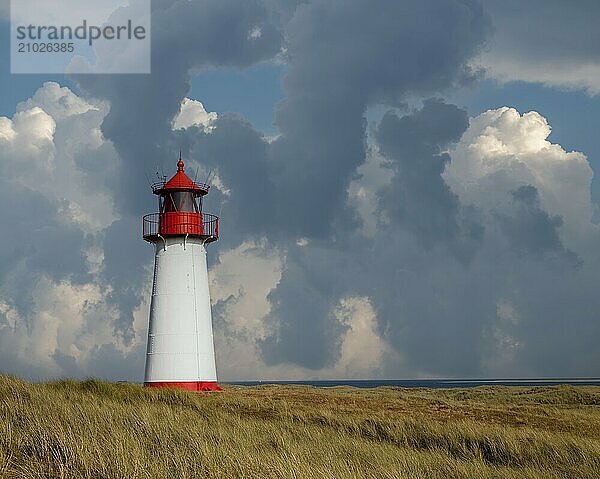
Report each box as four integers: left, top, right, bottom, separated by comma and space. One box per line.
1, 376, 599, 478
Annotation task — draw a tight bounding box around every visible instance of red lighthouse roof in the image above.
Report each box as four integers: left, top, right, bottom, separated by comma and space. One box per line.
152, 157, 210, 196
143, 154, 219, 244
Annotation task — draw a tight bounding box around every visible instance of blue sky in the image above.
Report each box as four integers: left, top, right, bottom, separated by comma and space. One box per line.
189, 63, 285, 135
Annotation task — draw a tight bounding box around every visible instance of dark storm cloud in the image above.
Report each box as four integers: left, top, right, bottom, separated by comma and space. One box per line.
498, 260, 600, 376
249, 0, 491, 368
357, 101, 488, 374
260, 99, 479, 370
259, 240, 356, 369
71, 0, 284, 338
367, 228, 497, 376
497, 186, 578, 262
181, 115, 277, 246
365, 218, 587, 377
258, 98, 588, 377
264, 100, 487, 374
268, 0, 490, 238
481, 0, 600, 64
71, 0, 489, 360
375, 100, 481, 252
75, 0, 283, 216
478, 0, 600, 92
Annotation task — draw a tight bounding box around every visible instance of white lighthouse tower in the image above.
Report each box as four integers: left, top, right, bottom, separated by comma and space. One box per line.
142, 156, 221, 391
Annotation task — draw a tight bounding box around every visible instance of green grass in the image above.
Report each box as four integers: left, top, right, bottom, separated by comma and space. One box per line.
1, 376, 599, 478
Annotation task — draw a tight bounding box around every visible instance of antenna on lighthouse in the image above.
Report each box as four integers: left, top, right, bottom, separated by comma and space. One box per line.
205, 170, 215, 187
160, 156, 166, 180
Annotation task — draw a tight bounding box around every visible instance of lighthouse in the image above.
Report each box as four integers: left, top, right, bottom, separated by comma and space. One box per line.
142, 156, 221, 391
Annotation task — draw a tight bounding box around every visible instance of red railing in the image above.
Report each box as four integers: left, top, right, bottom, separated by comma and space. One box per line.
151, 180, 210, 194
143, 213, 219, 243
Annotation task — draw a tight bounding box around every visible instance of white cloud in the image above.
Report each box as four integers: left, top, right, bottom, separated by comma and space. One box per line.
444, 107, 594, 252
330, 297, 398, 379
1, 82, 116, 233
347, 147, 391, 236
210, 240, 283, 380
248, 26, 262, 40
172, 98, 217, 131
475, 56, 600, 96
209, 241, 395, 380
0, 83, 134, 379
17, 82, 97, 121
0, 107, 56, 172
0, 274, 150, 379
0, 277, 130, 377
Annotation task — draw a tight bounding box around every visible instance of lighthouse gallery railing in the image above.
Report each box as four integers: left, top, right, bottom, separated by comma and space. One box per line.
143, 213, 219, 242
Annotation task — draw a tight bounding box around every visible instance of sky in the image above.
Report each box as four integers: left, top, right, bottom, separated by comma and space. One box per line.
0, 0, 599, 381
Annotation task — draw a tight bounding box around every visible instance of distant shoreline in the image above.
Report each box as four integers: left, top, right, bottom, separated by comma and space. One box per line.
226, 378, 600, 388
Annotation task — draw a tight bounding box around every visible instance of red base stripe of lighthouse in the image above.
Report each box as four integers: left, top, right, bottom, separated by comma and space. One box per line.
145, 381, 222, 392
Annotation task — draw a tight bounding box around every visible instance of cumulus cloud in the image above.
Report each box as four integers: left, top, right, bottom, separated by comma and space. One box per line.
0, 279, 145, 380
444, 107, 593, 252
209, 241, 396, 380
0, 82, 145, 380
367, 104, 600, 376
172, 98, 217, 131
255, 101, 600, 378
17, 82, 97, 121
2, 82, 116, 233
0, 107, 55, 171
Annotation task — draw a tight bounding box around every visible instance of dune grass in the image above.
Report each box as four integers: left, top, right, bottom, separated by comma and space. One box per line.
0, 376, 599, 478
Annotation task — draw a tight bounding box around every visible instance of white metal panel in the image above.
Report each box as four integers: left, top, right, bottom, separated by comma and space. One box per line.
145, 236, 218, 383
145, 354, 200, 382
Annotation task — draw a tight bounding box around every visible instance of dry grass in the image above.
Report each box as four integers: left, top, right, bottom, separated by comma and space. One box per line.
1, 376, 599, 478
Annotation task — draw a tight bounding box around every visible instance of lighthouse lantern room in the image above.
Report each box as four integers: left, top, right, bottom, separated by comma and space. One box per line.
142, 156, 221, 392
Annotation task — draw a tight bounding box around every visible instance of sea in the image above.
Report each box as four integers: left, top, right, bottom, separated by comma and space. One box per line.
226, 379, 600, 388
